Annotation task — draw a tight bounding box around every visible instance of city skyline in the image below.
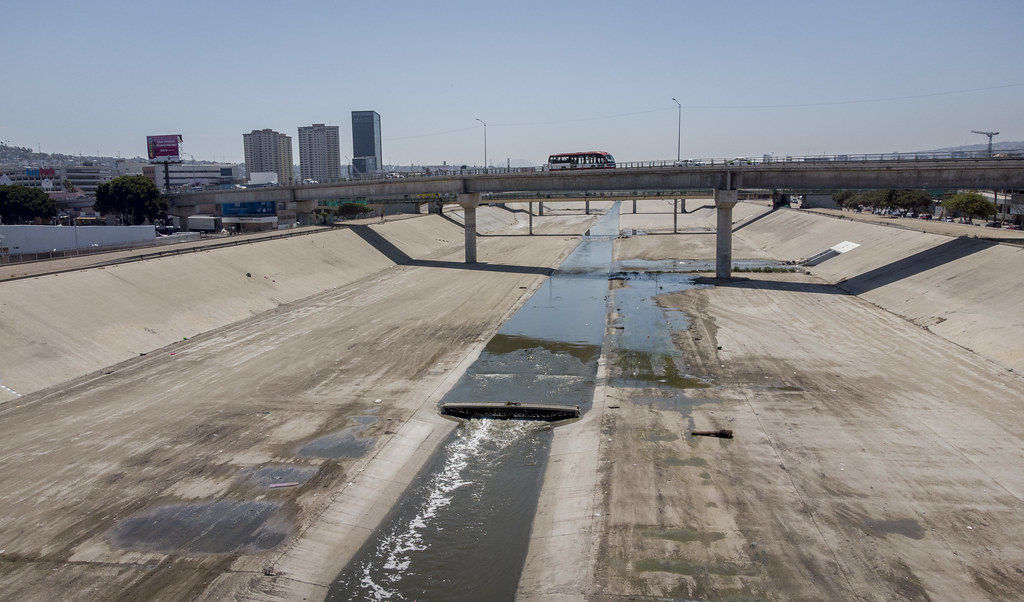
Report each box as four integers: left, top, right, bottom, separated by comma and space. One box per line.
2, 1, 1022, 166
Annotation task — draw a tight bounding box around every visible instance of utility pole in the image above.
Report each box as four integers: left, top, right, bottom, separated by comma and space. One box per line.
971, 130, 999, 156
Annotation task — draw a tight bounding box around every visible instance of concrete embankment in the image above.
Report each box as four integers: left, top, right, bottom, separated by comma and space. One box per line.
735, 208, 1024, 372
521, 201, 1024, 601
0, 211, 511, 402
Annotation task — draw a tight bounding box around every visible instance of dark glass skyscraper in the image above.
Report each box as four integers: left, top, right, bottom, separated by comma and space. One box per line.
351, 111, 382, 175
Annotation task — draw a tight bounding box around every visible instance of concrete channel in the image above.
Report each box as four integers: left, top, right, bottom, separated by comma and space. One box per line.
1, 201, 1024, 600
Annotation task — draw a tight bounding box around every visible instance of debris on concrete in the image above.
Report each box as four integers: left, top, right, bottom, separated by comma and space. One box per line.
691, 429, 733, 439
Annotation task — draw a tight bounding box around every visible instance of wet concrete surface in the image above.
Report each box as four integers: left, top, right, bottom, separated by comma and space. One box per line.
110, 500, 290, 555
328, 206, 623, 599
298, 416, 378, 459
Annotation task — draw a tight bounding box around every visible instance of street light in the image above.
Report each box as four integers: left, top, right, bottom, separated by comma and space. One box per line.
672, 98, 681, 162
475, 118, 487, 169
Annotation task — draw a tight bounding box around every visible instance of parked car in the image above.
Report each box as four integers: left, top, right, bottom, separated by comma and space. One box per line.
919, 214, 932, 220
984, 222, 1001, 228
1004, 224, 1022, 230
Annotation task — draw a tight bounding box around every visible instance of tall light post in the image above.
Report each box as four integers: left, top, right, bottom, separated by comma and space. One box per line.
475, 118, 487, 169
672, 98, 681, 162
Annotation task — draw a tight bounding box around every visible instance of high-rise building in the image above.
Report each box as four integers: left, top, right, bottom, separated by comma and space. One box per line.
351, 111, 382, 176
297, 123, 341, 183
243, 129, 294, 184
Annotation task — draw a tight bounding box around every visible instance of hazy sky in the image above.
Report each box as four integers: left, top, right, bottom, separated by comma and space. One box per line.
2, 0, 1021, 166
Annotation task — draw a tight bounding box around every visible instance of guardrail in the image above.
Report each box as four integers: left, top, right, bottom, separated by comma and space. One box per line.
340, 149, 1024, 179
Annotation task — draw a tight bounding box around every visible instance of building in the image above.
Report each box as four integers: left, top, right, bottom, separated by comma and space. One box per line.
351, 111, 382, 176
143, 163, 242, 192
243, 129, 294, 185
63, 163, 112, 197
298, 123, 341, 183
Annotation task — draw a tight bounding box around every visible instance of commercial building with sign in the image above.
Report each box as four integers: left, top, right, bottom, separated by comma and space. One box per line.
351, 111, 382, 176
142, 163, 241, 192
243, 129, 294, 185
298, 123, 341, 183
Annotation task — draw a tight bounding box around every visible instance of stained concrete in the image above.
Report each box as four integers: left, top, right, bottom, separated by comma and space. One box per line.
2, 201, 1023, 600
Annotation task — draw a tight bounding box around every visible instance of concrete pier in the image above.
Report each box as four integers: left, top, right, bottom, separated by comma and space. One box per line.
714, 188, 738, 278
457, 192, 480, 263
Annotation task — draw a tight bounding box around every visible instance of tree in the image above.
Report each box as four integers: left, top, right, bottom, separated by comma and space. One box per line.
0, 184, 57, 224
943, 192, 996, 223
833, 189, 936, 214
336, 202, 371, 219
94, 175, 166, 225
832, 190, 856, 208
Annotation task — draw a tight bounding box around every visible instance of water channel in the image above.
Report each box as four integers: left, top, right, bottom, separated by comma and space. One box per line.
327, 202, 711, 600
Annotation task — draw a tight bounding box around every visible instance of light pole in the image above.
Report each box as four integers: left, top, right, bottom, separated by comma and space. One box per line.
672, 98, 681, 162
475, 118, 487, 169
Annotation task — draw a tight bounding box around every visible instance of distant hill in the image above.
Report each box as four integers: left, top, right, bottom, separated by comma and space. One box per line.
929, 141, 1024, 153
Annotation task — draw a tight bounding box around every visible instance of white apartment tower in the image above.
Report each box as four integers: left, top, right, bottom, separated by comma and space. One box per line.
242, 129, 294, 184
297, 123, 341, 183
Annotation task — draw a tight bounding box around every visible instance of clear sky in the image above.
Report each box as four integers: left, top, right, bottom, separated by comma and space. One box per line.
2, 0, 1021, 166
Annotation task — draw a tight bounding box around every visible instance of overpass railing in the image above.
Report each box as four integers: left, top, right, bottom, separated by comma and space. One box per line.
176, 149, 1024, 194
332, 149, 1024, 181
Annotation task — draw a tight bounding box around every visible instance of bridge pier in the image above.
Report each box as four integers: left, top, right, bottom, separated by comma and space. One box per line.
714, 189, 738, 278
458, 192, 480, 263
165, 204, 195, 232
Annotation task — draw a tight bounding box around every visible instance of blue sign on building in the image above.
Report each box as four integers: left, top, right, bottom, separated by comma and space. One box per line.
222, 202, 276, 216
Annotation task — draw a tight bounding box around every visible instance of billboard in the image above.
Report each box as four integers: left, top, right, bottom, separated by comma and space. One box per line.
221, 201, 277, 216
147, 135, 183, 162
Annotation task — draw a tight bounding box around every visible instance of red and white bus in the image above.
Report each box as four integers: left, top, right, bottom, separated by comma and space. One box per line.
547, 151, 616, 170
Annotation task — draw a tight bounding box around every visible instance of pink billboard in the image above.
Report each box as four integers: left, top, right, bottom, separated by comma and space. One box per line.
147, 135, 183, 162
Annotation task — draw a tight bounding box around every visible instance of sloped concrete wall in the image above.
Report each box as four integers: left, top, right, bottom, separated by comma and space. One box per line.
0, 210, 515, 400
736, 209, 1024, 372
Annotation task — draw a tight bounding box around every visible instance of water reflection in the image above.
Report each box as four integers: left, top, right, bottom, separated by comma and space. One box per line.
328, 205, 621, 600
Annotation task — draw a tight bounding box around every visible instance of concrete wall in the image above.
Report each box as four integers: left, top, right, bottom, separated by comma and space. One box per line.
735, 208, 1024, 372
0, 212, 478, 400
803, 193, 840, 209
1, 225, 156, 255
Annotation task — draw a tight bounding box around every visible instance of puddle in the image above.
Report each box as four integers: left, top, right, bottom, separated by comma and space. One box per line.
616, 258, 792, 273
864, 517, 926, 540
631, 394, 716, 414
110, 499, 289, 554
298, 416, 377, 459
607, 271, 709, 391
241, 465, 318, 488
616, 350, 709, 389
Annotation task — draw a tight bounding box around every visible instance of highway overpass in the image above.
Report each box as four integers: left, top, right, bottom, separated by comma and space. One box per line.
166, 156, 1024, 277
